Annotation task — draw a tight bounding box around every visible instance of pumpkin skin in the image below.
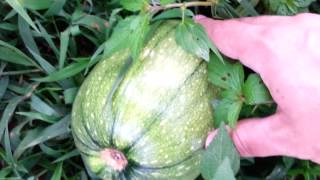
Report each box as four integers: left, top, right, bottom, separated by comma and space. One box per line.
71, 21, 215, 180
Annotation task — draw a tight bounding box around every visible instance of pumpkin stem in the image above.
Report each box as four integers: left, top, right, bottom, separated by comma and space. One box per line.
100, 148, 128, 171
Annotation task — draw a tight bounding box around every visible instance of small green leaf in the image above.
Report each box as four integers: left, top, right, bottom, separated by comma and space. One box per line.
213, 96, 243, 128
120, 0, 145, 12
160, 0, 176, 5
243, 74, 272, 105
33, 60, 89, 82
152, 8, 194, 21
129, 14, 151, 60
175, 19, 223, 62
208, 54, 244, 91
200, 124, 240, 180
103, 14, 151, 61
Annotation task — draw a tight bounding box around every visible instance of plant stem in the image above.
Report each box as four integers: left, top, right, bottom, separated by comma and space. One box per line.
150, 1, 218, 13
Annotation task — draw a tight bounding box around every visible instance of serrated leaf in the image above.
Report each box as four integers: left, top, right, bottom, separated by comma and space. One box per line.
208, 54, 244, 91
103, 17, 132, 58
200, 124, 240, 180
120, 0, 145, 12
175, 19, 224, 62
243, 74, 272, 105
213, 96, 242, 128
104, 14, 150, 60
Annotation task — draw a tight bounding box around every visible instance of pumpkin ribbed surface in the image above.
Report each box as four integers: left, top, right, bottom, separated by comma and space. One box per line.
71, 21, 215, 180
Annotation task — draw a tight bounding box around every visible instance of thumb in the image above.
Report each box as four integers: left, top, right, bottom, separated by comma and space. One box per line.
232, 113, 296, 158
195, 15, 271, 73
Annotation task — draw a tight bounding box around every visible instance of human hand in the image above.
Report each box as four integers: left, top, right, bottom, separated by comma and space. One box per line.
196, 13, 320, 164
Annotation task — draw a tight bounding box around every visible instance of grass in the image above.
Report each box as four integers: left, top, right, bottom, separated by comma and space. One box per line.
0, 0, 319, 179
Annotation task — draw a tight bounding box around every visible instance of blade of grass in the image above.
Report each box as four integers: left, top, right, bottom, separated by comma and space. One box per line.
51, 162, 63, 180
5, 0, 39, 32
53, 149, 79, 163
0, 40, 40, 67
0, 76, 9, 100
14, 115, 71, 159
18, 16, 55, 73
59, 28, 70, 69
33, 60, 89, 82
30, 95, 61, 117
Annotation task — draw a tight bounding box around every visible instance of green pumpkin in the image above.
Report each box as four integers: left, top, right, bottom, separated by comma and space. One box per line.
71, 21, 216, 179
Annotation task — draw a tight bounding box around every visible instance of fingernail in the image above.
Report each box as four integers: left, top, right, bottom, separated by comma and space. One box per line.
194, 15, 207, 21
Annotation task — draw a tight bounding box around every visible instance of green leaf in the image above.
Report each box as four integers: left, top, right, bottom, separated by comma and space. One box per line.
200, 124, 240, 180
53, 149, 79, 163
103, 14, 151, 60
0, 96, 24, 141
0, 76, 9, 100
19, 0, 54, 10
44, 0, 66, 16
120, 0, 145, 12
152, 8, 194, 21
208, 54, 244, 91
103, 18, 131, 58
33, 60, 89, 82
30, 95, 60, 117
14, 115, 70, 158
213, 96, 243, 128
5, 0, 39, 32
63, 87, 78, 104
129, 14, 151, 60
18, 16, 55, 74
0, 22, 17, 31
175, 19, 222, 62
0, 40, 39, 67
51, 162, 63, 180
59, 28, 70, 69
243, 74, 272, 105
160, 0, 176, 5
16, 111, 58, 123
212, 158, 236, 180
